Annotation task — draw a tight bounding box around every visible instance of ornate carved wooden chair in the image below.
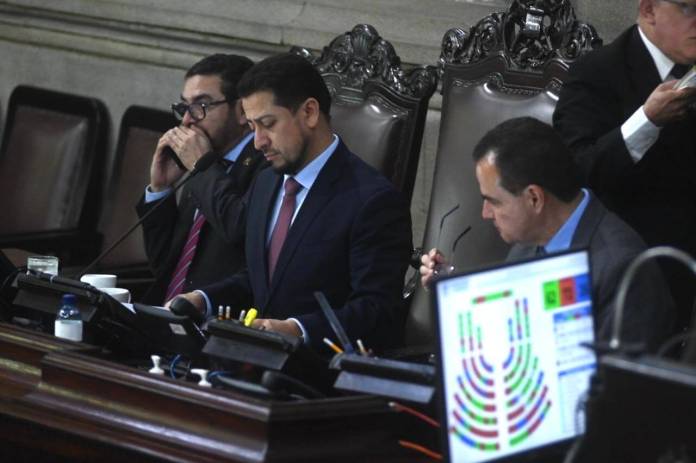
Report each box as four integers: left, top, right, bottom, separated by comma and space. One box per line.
293, 24, 438, 200
0, 85, 108, 265
406, 0, 601, 346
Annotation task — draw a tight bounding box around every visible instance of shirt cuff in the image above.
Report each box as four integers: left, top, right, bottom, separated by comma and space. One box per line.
144, 185, 171, 203
288, 317, 309, 344
194, 290, 213, 319
621, 105, 661, 163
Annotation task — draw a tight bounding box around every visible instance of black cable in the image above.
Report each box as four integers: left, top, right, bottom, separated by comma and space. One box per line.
657, 330, 696, 357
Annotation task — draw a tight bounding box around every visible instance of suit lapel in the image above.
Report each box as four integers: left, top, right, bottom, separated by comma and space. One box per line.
570, 192, 604, 249
625, 25, 662, 103
171, 189, 198, 252
248, 171, 283, 301
266, 143, 347, 292
229, 139, 265, 187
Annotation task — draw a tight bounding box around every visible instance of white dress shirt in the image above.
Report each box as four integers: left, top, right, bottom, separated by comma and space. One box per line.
620, 26, 681, 162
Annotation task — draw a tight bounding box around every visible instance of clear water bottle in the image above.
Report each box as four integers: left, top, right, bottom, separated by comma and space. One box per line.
54, 293, 83, 342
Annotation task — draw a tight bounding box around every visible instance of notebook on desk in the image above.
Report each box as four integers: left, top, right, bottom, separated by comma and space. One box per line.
433, 249, 596, 462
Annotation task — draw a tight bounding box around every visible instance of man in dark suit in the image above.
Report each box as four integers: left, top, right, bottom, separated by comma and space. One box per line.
177, 53, 413, 353
136, 54, 266, 305
553, 0, 696, 326
421, 118, 674, 351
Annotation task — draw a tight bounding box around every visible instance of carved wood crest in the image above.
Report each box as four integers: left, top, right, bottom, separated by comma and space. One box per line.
439, 0, 601, 74
292, 24, 437, 99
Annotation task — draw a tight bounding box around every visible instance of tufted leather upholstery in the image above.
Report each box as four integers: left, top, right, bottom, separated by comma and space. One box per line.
404, 2, 601, 346
0, 85, 107, 263
293, 24, 438, 200
405, 77, 562, 346
97, 106, 176, 271
330, 98, 403, 178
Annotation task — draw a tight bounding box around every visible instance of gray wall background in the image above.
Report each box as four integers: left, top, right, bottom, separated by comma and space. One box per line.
0, 0, 638, 247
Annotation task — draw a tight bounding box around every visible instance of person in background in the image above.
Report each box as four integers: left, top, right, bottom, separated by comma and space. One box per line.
421, 117, 674, 352
553, 0, 696, 330
175, 53, 413, 355
136, 54, 266, 305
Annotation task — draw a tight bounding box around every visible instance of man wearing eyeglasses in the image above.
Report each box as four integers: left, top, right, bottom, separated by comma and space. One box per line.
136, 54, 266, 305
554, 0, 696, 331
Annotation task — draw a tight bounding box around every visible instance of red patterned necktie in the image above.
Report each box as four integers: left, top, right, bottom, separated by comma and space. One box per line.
267, 177, 302, 281
164, 210, 206, 303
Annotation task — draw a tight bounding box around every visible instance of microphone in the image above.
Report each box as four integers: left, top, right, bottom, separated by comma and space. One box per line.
77, 150, 220, 277
28, 270, 94, 289
169, 295, 204, 324
609, 246, 696, 352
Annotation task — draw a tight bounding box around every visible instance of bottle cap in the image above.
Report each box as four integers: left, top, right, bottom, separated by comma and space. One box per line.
61, 293, 77, 305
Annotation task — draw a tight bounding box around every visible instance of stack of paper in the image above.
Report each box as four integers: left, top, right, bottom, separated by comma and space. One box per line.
674, 65, 696, 90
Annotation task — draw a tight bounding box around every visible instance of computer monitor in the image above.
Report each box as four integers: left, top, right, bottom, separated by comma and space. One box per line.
433, 249, 596, 462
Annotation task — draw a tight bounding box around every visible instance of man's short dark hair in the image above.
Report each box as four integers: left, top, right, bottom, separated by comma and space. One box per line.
186, 54, 254, 102
236, 53, 331, 116
472, 117, 582, 202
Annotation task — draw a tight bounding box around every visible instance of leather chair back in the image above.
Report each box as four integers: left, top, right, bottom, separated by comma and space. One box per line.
406, 0, 601, 346
293, 24, 438, 200
97, 106, 177, 270
0, 85, 108, 262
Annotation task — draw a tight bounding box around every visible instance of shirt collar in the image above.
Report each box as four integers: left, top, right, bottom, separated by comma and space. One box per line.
223, 131, 255, 163
638, 25, 676, 81
285, 134, 339, 191
544, 189, 590, 254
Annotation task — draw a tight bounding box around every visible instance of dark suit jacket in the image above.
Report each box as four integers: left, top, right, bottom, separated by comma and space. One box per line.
201, 140, 413, 353
508, 192, 674, 352
553, 25, 696, 253
136, 139, 265, 305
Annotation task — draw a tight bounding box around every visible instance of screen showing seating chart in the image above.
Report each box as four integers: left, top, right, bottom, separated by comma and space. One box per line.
434, 250, 596, 463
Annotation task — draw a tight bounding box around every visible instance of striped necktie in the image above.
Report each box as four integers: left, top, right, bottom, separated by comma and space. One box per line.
164, 210, 206, 303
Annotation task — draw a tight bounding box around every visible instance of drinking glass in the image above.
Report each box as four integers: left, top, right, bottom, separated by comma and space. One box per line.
27, 255, 59, 276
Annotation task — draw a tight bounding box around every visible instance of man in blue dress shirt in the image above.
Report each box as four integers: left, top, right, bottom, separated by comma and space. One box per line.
176, 53, 413, 354
421, 117, 674, 352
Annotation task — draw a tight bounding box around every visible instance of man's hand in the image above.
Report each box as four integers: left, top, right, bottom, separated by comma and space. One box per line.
150, 135, 187, 192
167, 126, 213, 170
251, 318, 302, 338
164, 291, 206, 315
419, 247, 448, 290
644, 81, 696, 127
149, 126, 213, 191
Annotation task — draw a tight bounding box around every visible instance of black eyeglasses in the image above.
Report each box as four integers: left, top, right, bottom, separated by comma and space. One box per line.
171, 99, 228, 122
662, 0, 696, 17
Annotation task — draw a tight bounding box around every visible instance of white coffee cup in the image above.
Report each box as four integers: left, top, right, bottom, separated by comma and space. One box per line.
80, 274, 117, 289
101, 287, 131, 303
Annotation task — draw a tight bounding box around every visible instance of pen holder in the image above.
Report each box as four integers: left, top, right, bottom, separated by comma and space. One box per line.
331, 353, 436, 404
203, 318, 302, 370
202, 318, 336, 395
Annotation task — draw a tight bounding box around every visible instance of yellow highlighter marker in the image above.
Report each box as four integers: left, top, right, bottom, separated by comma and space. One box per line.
244, 308, 258, 327
322, 337, 344, 354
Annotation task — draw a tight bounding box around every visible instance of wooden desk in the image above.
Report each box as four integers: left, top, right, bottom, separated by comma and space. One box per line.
0, 324, 433, 462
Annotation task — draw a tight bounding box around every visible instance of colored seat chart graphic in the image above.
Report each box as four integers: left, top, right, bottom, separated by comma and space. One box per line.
451, 292, 552, 451
503, 299, 552, 447
542, 274, 590, 310
452, 310, 499, 452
